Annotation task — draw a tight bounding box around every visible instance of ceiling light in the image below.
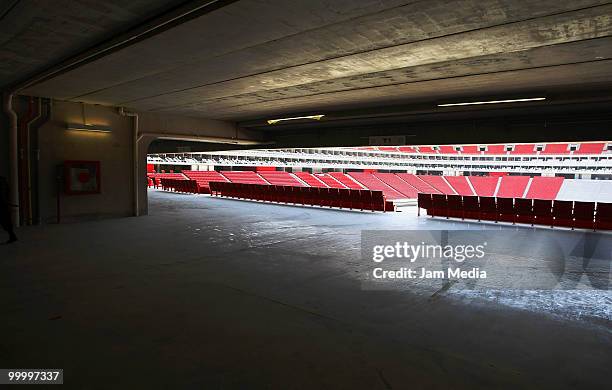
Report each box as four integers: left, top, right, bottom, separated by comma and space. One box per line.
66, 123, 112, 133
267, 114, 324, 125
437, 97, 546, 107
140, 132, 271, 145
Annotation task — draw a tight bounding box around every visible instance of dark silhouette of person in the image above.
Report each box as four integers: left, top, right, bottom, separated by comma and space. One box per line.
0, 176, 17, 243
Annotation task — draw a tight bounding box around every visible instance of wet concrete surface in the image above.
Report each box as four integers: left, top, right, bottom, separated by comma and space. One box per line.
0, 189, 610, 389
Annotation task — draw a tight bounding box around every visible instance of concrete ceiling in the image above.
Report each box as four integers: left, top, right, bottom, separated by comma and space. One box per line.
6, 0, 612, 122
0, 0, 187, 89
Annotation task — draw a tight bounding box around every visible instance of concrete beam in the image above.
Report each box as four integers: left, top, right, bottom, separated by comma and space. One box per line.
137, 111, 263, 142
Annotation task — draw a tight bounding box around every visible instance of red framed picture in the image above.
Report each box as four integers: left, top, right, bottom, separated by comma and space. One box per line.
64, 160, 101, 195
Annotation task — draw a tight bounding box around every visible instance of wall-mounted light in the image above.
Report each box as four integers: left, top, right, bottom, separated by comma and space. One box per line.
267, 114, 324, 125
66, 123, 112, 133
437, 97, 546, 107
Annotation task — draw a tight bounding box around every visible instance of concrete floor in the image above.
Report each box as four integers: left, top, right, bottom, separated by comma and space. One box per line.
1, 189, 610, 389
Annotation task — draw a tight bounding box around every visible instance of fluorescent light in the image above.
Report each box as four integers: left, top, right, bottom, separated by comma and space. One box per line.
140, 132, 271, 145
267, 114, 324, 125
66, 123, 112, 133
437, 97, 546, 107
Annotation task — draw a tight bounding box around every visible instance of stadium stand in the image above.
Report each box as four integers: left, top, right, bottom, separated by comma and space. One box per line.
418, 146, 437, 153
541, 143, 569, 154
259, 171, 305, 186
294, 172, 329, 187
510, 144, 536, 154
378, 147, 399, 152
468, 177, 499, 197
445, 176, 475, 196
574, 142, 606, 154
221, 171, 269, 185
182, 170, 229, 193
496, 176, 531, 198
396, 173, 441, 194
347, 172, 406, 199
484, 144, 506, 155
152, 171, 612, 207
329, 172, 365, 189
419, 175, 456, 194
525, 177, 564, 200
438, 145, 458, 154
387, 142, 609, 155
461, 145, 480, 154
373, 173, 419, 198
315, 174, 346, 188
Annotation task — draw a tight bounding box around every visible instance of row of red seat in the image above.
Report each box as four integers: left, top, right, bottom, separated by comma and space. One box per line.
148, 172, 187, 187
417, 193, 612, 230
160, 178, 198, 193
209, 182, 394, 212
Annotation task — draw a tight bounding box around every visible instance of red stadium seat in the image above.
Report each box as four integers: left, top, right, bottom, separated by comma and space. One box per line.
552, 200, 574, 228
445, 176, 474, 196
461, 145, 480, 154
496, 197, 515, 223
417, 193, 432, 216
348, 172, 404, 199
479, 196, 497, 222
573, 201, 595, 230
373, 173, 418, 198
468, 177, 498, 197
330, 172, 364, 189
431, 194, 448, 218
418, 146, 437, 153
541, 143, 569, 154
439, 145, 458, 154
370, 191, 386, 211
484, 144, 506, 155
595, 202, 612, 230
316, 174, 345, 188
419, 175, 455, 195
446, 194, 463, 219
525, 177, 564, 200
397, 173, 441, 194
533, 199, 554, 226
574, 142, 605, 154
514, 198, 534, 225
497, 176, 530, 198
295, 172, 328, 187
510, 144, 536, 154
462, 196, 480, 220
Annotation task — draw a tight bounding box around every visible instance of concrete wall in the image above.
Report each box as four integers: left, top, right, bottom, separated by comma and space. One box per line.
38, 101, 134, 223
23, 100, 263, 222
0, 114, 8, 179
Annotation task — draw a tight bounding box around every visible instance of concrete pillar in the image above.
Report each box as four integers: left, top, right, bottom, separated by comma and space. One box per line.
138, 137, 154, 216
